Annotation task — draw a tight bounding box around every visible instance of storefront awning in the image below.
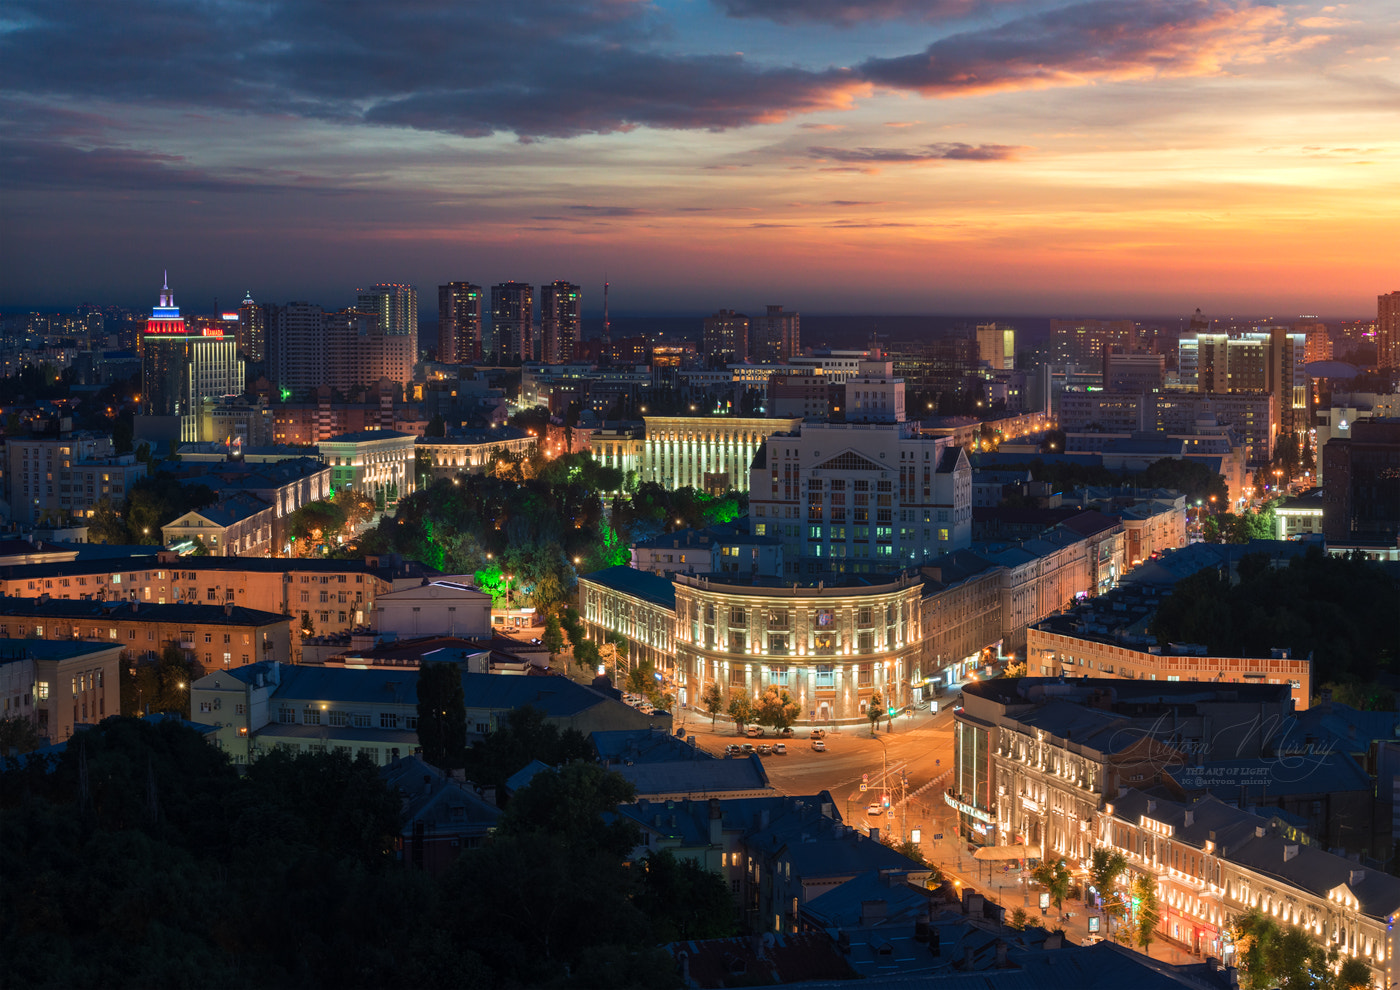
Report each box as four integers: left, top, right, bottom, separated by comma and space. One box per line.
974, 845, 1030, 861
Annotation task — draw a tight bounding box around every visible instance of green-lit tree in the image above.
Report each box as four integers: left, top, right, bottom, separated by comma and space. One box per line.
1089, 847, 1128, 931
868, 691, 884, 736
1131, 873, 1160, 954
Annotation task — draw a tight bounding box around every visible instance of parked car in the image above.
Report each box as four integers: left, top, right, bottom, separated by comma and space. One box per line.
746, 726, 765, 737
1080, 934, 1104, 946
778, 727, 794, 737
757, 744, 772, 755
811, 739, 826, 752
867, 803, 883, 817
724, 744, 741, 757
772, 743, 787, 755
741, 743, 756, 755
810, 728, 826, 739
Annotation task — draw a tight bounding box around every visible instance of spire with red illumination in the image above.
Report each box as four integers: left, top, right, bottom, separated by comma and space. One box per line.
147, 271, 185, 333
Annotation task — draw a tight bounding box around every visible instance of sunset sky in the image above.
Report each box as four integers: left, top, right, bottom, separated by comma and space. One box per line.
3, 0, 1397, 317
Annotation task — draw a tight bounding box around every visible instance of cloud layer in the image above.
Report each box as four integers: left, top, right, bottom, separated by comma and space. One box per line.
860, 0, 1315, 96
0, 0, 1321, 141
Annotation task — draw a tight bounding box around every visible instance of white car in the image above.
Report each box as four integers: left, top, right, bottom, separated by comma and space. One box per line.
811, 739, 826, 752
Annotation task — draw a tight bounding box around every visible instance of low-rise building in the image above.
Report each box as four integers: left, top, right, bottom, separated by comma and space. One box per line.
191, 661, 667, 764
630, 522, 783, 579
953, 677, 1298, 857
1026, 585, 1313, 708
6, 433, 146, 526
1098, 788, 1400, 984
319, 429, 417, 505
0, 596, 293, 670
162, 492, 276, 557
373, 581, 492, 640
0, 638, 124, 745
381, 754, 501, 874
0, 552, 432, 642
416, 426, 536, 481
1275, 487, 1325, 541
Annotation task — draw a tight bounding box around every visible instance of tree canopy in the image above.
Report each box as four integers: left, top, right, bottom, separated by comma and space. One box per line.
1149, 548, 1399, 687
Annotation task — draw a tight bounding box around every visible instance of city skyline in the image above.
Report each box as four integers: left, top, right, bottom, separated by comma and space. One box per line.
3, 0, 1397, 316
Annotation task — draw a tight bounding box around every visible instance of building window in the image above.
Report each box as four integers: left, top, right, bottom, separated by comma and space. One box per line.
380, 713, 400, 729
329, 710, 347, 727
353, 712, 372, 728
279, 707, 294, 724
815, 665, 834, 688
303, 708, 321, 725
767, 634, 789, 654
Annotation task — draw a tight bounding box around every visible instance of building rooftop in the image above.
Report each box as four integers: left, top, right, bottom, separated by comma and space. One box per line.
320, 429, 414, 444
0, 596, 290, 627
0, 638, 125, 666
580, 565, 677, 610
613, 754, 770, 798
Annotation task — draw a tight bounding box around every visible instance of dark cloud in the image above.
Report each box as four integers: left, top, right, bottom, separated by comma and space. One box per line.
0, 137, 330, 195
716, 0, 980, 26
809, 143, 1024, 163
568, 205, 653, 217
859, 0, 1306, 96
0, 0, 863, 139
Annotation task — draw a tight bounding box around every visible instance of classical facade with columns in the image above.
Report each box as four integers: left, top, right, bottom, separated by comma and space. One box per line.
640, 416, 801, 494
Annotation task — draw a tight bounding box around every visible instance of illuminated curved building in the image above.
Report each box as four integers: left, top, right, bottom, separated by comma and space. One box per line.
672, 571, 923, 723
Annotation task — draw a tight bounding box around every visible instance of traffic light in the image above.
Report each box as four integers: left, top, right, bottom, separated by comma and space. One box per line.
882, 793, 890, 809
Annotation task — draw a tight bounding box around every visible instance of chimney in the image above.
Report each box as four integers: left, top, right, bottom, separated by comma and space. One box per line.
995, 941, 1009, 968
869, 826, 880, 842
1350, 869, 1366, 885
709, 798, 723, 846
860, 900, 887, 926
1283, 844, 1299, 862
1185, 809, 1195, 827
224, 602, 233, 617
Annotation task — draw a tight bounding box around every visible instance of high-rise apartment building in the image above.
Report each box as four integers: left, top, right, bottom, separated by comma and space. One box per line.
1048, 318, 1137, 367
140, 275, 191, 418
139, 276, 244, 440
749, 420, 972, 575
751, 305, 800, 364
437, 282, 483, 364
540, 281, 581, 364
267, 303, 411, 397
1295, 319, 1332, 365
976, 323, 1015, 371
702, 310, 749, 366
355, 283, 418, 365
1380, 291, 1400, 372
491, 282, 534, 363
237, 292, 267, 363
267, 301, 326, 398
1179, 327, 1307, 437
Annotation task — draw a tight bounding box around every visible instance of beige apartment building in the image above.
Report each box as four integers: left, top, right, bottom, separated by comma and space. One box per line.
1026, 624, 1312, 708
0, 598, 293, 671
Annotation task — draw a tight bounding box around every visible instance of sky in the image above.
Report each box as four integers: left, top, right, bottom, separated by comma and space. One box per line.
2, 0, 1397, 319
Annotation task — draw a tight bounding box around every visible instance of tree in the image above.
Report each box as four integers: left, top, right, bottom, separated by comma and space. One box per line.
636, 850, 737, 942
0, 716, 42, 756
701, 682, 723, 726
1008, 907, 1028, 930
1229, 907, 1349, 990
878, 832, 933, 869
1131, 873, 1159, 954
1089, 847, 1128, 926
87, 497, 127, 544
868, 691, 884, 736
726, 694, 753, 731
497, 761, 640, 858
541, 613, 564, 659
755, 685, 799, 732
1031, 857, 1073, 913
300, 611, 315, 637
416, 661, 467, 770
